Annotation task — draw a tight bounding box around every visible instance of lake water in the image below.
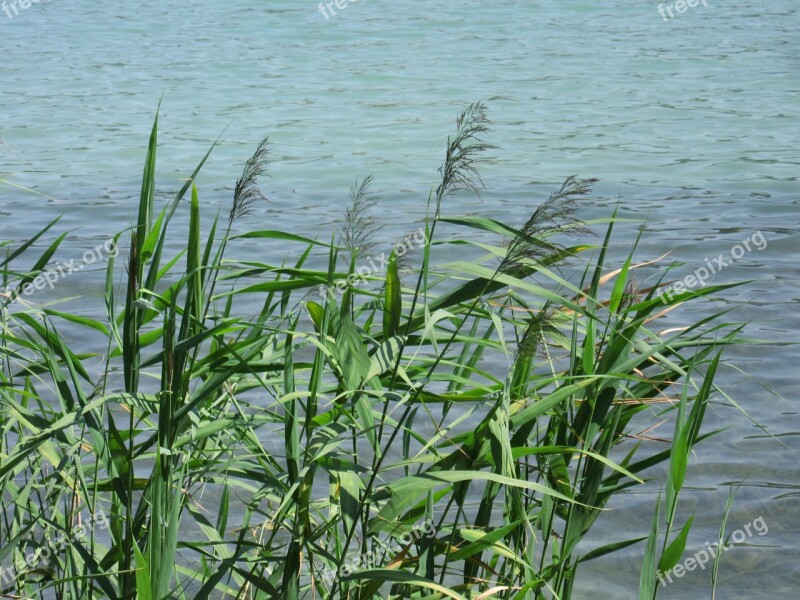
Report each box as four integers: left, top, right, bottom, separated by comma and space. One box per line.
1, 0, 798, 597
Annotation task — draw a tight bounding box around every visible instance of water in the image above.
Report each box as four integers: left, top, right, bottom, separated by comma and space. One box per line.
1, 0, 799, 596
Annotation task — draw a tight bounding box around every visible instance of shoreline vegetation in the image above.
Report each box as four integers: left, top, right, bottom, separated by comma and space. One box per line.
1, 102, 748, 599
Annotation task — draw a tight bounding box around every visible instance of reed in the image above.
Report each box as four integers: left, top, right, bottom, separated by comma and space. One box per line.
0, 104, 746, 599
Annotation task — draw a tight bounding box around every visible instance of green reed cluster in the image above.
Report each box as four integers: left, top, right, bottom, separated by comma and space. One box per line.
0, 103, 745, 599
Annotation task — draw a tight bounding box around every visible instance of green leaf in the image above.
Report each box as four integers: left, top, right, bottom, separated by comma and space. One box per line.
134, 540, 153, 600
658, 515, 695, 574
640, 493, 661, 600
383, 250, 402, 338
609, 254, 631, 313
583, 318, 595, 375
580, 536, 647, 563
341, 569, 468, 600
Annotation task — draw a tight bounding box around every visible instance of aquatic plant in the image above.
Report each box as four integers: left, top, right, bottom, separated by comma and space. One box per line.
0, 103, 744, 599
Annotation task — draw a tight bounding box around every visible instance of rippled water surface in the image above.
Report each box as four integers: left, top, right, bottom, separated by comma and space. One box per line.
2, 0, 799, 597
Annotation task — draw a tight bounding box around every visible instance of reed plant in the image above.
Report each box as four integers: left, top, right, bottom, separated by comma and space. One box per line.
0, 103, 745, 599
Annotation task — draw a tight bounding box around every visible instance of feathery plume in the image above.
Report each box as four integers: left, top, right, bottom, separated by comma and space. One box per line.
435, 101, 496, 205
231, 137, 270, 223
340, 175, 382, 261
621, 275, 641, 310
516, 303, 560, 361
499, 176, 596, 277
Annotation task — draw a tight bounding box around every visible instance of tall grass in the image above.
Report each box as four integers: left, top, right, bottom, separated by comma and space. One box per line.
0, 103, 745, 599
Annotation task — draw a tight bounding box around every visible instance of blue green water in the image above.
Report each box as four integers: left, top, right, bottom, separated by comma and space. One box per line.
2, 0, 799, 596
